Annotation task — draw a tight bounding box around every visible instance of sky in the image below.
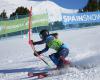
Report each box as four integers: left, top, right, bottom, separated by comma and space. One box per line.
30, 0, 89, 9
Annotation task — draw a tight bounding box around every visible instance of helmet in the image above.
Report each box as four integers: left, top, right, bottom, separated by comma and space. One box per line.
39, 29, 49, 39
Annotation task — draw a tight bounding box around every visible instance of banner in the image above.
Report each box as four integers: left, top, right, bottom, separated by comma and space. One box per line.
0, 14, 48, 35
62, 12, 100, 25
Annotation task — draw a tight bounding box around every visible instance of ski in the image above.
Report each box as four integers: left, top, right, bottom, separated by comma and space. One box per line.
27, 63, 71, 79
28, 72, 48, 79
27, 67, 57, 79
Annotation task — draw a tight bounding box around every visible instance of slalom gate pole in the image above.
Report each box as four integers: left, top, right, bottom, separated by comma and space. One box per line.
28, 7, 51, 68
28, 7, 32, 44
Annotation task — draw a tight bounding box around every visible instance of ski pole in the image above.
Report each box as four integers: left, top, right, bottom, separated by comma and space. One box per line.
30, 43, 51, 67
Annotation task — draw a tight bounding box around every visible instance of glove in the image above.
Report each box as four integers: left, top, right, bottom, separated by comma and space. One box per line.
29, 40, 36, 45
34, 51, 41, 56
29, 40, 33, 45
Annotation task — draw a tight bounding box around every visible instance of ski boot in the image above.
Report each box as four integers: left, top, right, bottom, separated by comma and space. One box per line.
60, 56, 71, 67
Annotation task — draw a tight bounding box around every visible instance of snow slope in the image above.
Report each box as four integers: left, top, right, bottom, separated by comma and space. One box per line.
0, 0, 78, 21
0, 26, 100, 80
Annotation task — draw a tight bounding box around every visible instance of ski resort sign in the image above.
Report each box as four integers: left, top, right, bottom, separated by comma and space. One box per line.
62, 12, 100, 25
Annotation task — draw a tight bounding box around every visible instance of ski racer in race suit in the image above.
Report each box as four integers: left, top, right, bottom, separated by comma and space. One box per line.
30, 29, 70, 69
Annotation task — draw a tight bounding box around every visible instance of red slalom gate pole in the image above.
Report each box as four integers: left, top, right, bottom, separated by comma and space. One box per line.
28, 7, 50, 67
28, 7, 32, 44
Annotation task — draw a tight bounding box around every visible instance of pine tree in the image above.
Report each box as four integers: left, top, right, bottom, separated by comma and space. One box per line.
10, 6, 29, 19
79, 0, 100, 12
0, 10, 8, 20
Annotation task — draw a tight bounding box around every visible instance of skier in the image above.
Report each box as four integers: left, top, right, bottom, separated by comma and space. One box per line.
30, 29, 70, 69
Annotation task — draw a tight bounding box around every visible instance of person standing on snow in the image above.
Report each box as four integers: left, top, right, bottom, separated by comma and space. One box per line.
30, 29, 70, 69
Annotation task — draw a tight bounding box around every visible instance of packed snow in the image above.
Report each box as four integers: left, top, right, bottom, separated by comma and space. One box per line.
0, 26, 100, 80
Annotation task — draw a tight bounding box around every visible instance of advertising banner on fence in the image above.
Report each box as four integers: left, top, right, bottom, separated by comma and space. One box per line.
62, 12, 100, 25
0, 14, 48, 35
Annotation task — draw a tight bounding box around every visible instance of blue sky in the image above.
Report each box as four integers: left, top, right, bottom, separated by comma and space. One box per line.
51, 0, 89, 9
31, 0, 89, 9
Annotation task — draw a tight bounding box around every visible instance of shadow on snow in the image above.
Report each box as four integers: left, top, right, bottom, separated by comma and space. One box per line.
0, 67, 48, 74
